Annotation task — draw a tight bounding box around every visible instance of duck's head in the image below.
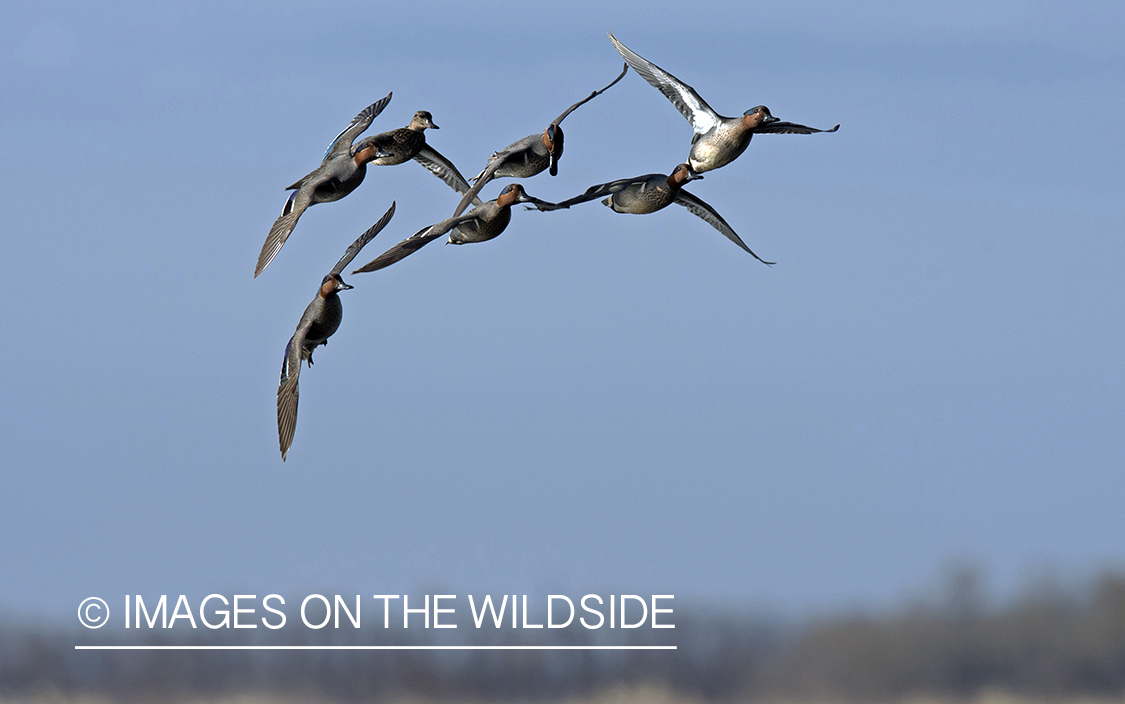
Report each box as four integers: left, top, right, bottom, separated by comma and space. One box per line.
544, 123, 565, 176
496, 183, 528, 209
319, 273, 353, 297
669, 163, 701, 187
410, 110, 439, 130
742, 105, 779, 130
497, 183, 555, 211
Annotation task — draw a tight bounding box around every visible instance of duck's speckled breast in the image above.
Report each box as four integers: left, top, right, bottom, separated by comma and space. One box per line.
606, 176, 673, 214
371, 129, 425, 165
689, 121, 752, 173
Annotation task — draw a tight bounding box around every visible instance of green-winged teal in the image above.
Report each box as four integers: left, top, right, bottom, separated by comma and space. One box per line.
542, 163, 772, 264
256, 93, 393, 278
452, 63, 628, 217
608, 32, 837, 175
353, 184, 554, 273
277, 203, 395, 461
356, 110, 482, 205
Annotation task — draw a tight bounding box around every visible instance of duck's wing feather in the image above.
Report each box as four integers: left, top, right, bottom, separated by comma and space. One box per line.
755, 121, 840, 135
329, 202, 396, 276
285, 166, 318, 191
256, 194, 310, 277
322, 92, 392, 161
413, 145, 483, 205
673, 189, 774, 265
541, 175, 649, 210
551, 62, 629, 125
277, 323, 310, 461
352, 213, 480, 273
608, 32, 720, 136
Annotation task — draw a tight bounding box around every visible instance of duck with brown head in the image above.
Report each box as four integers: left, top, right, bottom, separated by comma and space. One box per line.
352, 184, 556, 274
539, 163, 774, 265
451, 63, 629, 217
607, 32, 838, 176
256, 92, 393, 278
277, 203, 395, 461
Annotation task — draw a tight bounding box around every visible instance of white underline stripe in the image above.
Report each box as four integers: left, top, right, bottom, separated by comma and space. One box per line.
75, 645, 676, 651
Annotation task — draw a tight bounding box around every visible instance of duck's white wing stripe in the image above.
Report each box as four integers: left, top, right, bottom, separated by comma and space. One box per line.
608, 32, 720, 136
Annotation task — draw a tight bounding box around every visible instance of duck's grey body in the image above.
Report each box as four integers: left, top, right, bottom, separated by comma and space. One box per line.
353, 184, 554, 273
256, 93, 393, 277
277, 203, 395, 461
477, 133, 552, 181
452, 64, 628, 217
544, 164, 773, 265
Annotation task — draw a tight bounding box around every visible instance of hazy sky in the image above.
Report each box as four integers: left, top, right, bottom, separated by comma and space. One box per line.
2, 0, 1123, 623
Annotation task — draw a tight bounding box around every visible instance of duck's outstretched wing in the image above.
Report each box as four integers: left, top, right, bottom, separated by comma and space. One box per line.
277, 321, 310, 461
352, 213, 480, 273
755, 121, 840, 135
551, 62, 629, 125
673, 189, 774, 265
256, 192, 311, 277
608, 32, 720, 137
322, 92, 393, 161
414, 145, 483, 205
453, 66, 630, 219
329, 202, 396, 276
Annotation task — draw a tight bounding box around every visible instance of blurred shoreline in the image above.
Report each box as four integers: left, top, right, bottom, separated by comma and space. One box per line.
3, 687, 1125, 704
3, 570, 1124, 703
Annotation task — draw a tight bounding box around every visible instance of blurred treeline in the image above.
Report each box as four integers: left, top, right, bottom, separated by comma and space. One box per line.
3, 570, 1124, 702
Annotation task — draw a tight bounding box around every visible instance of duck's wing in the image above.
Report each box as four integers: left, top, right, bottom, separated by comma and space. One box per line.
514, 190, 563, 212
352, 213, 481, 273
277, 322, 310, 461
551, 62, 629, 126
673, 189, 774, 265
322, 92, 393, 161
328, 202, 396, 276
608, 32, 721, 137
256, 191, 312, 277
755, 120, 840, 135
540, 175, 649, 210
285, 165, 319, 191
413, 145, 483, 205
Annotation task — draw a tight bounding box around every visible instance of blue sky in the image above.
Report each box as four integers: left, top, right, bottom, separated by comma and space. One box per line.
2, 0, 1123, 623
